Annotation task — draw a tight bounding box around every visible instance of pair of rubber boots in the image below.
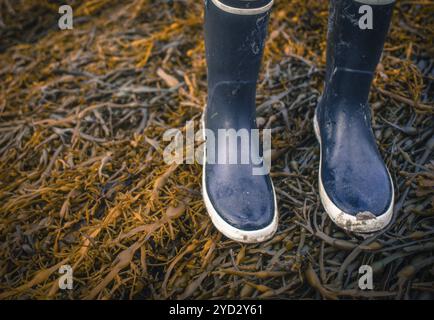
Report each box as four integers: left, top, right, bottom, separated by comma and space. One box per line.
203, 0, 395, 243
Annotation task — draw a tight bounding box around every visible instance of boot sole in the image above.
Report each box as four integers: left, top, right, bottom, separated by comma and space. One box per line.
313, 111, 394, 233
201, 115, 278, 243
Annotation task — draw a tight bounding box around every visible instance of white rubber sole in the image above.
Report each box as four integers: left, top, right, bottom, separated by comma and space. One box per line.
201, 116, 278, 243
313, 112, 394, 233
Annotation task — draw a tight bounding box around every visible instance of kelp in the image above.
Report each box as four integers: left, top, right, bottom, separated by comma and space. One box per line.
0, 0, 433, 299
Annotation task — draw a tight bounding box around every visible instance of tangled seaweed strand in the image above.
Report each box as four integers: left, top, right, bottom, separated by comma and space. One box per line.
0, 0, 433, 299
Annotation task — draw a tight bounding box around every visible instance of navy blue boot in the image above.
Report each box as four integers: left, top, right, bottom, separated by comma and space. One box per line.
315, 0, 395, 233
203, 0, 278, 243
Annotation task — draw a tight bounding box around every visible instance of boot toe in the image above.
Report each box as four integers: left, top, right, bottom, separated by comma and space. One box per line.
204, 163, 276, 234
322, 160, 393, 217
316, 108, 394, 233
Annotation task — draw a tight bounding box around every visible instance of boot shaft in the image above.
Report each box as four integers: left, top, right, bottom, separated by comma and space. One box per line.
325, 0, 395, 102
326, 0, 395, 74
204, 0, 273, 91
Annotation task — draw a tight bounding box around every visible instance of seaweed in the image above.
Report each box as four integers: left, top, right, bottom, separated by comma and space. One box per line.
0, 0, 432, 299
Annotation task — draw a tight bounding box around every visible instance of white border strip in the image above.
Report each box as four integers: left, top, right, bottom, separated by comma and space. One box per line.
354, 0, 395, 4
211, 0, 273, 15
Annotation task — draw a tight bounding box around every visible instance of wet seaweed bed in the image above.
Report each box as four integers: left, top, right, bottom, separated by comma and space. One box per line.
0, 0, 433, 300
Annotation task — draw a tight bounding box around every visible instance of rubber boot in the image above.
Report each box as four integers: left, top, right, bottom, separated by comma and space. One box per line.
203, 0, 278, 243
314, 0, 395, 233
